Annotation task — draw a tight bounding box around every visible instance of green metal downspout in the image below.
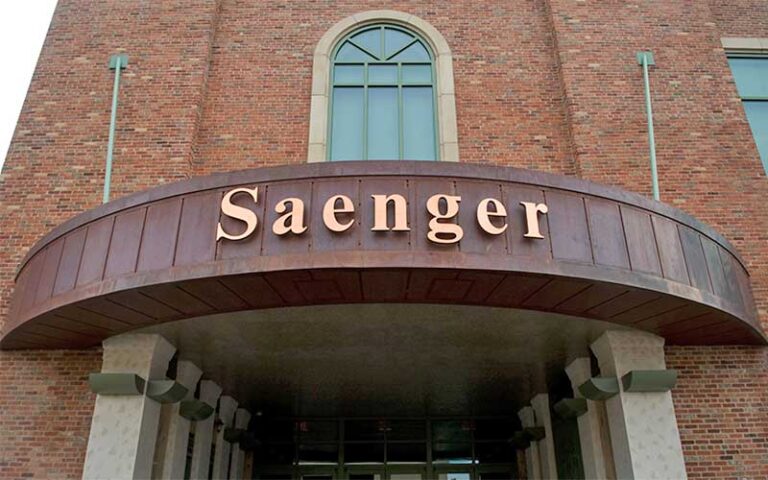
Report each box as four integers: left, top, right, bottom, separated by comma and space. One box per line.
103, 54, 128, 203
637, 51, 659, 201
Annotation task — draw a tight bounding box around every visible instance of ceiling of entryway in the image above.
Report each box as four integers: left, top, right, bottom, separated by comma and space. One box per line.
139, 304, 623, 417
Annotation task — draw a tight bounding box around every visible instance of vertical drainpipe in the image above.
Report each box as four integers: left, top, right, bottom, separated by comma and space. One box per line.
103, 54, 128, 204
636, 51, 660, 201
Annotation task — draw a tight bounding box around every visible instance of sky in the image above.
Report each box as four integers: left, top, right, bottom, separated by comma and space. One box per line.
0, 1, 58, 172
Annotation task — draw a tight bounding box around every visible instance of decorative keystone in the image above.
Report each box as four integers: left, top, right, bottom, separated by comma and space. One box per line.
88, 373, 145, 395
146, 380, 188, 404
578, 376, 620, 400
523, 426, 546, 441
622, 369, 678, 392
109, 54, 129, 70
179, 399, 215, 421
553, 398, 588, 419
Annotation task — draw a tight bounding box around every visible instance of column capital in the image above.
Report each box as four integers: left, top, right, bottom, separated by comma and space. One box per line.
102, 333, 176, 379
218, 396, 238, 426
590, 330, 665, 377
175, 361, 203, 393
564, 357, 592, 394
517, 406, 536, 427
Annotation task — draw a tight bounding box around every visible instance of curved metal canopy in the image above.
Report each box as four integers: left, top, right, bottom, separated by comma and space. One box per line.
2, 161, 764, 349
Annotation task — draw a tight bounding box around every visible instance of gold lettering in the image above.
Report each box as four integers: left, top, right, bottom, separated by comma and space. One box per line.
477, 198, 508, 235
273, 197, 308, 235
323, 195, 355, 232
371, 194, 410, 231
216, 187, 259, 241
426, 194, 463, 244
520, 201, 548, 239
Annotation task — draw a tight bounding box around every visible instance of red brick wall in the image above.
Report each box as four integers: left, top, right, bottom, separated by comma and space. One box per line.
667, 346, 768, 479
0, 0, 767, 478
0, 349, 100, 479
192, 0, 575, 175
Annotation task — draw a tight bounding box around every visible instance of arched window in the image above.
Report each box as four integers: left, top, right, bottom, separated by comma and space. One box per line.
329, 24, 437, 161
308, 11, 458, 163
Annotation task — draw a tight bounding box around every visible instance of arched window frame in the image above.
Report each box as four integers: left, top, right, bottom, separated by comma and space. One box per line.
308, 10, 458, 162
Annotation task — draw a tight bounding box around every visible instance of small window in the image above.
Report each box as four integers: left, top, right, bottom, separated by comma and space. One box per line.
727, 55, 768, 173
329, 25, 438, 161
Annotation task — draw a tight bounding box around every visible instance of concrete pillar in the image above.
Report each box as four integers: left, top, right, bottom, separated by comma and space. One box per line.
565, 358, 613, 479
153, 360, 203, 479
188, 380, 223, 480
590, 330, 687, 479
530, 394, 558, 480
212, 396, 238, 480
228, 408, 252, 479
82, 334, 176, 480
517, 406, 542, 479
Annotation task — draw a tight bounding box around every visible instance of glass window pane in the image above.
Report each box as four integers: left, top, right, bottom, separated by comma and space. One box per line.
402, 65, 432, 84
261, 420, 294, 442
367, 87, 399, 160
384, 28, 414, 59
298, 420, 338, 442
743, 101, 768, 172
388, 420, 426, 441
351, 28, 382, 59
298, 443, 338, 464
403, 87, 436, 161
433, 443, 472, 463
387, 442, 427, 463
369, 64, 397, 85
729, 58, 768, 98
432, 421, 472, 443
345, 420, 386, 441
345, 443, 384, 463
390, 42, 430, 62
254, 443, 295, 465
331, 87, 364, 161
336, 42, 374, 62
475, 442, 515, 464
474, 419, 515, 440
334, 65, 364, 84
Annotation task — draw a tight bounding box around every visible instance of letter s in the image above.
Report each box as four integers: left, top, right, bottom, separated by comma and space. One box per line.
216, 187, 259, 241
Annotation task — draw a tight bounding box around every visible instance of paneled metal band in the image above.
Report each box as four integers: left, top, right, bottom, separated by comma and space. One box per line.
2, 161, 764, 349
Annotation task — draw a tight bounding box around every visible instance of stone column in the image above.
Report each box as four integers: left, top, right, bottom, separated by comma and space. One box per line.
188, 380, 223, 480
228, 408, 252, 479
590, 330, 687, 479
517, 406, 542, 479
530, 394, 558, 480
82, 334, 176, 480
212, 396, 238, 479
153, 360, 203, 479
565, 358, 613, 479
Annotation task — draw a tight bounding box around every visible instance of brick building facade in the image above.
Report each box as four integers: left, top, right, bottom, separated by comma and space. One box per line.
0, 1, 766, 479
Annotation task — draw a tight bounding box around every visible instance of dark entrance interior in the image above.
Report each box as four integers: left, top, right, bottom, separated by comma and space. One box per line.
250, 417, 521, 480
147, 304, 600, 479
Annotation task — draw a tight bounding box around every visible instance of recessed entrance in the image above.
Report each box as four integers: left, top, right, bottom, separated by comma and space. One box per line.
250, 417, 520, 480
144, 303, 604, 479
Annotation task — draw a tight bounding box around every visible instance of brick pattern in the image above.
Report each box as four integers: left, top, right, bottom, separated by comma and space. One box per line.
667, 346, 768, 479
0, 349, 100, 479
192, 0, 575, 175
0, 0, 766, 478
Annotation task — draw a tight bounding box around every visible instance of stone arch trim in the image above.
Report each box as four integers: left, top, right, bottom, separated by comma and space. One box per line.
307, 10, 458, 162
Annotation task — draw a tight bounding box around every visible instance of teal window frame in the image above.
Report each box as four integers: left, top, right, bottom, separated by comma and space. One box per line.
727, 53, 768, 174
328, 24, 440, 161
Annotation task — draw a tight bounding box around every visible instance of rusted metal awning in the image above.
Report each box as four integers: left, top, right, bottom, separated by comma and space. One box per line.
2, 161, 764, 349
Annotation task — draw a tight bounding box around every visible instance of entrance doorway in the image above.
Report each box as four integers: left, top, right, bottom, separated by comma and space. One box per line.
251, 418, 521, 480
